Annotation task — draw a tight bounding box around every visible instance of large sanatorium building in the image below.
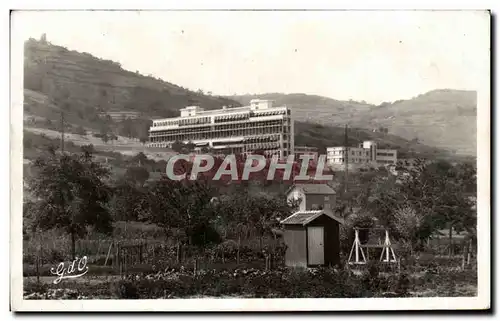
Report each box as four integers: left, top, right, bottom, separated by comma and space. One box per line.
148, 99, 294, 159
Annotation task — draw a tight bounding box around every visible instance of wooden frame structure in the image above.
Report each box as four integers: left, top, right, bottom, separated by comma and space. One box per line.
348, 228, 397, 265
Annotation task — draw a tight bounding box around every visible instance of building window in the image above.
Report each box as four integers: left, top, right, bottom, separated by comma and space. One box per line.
311, 204, 323, 211
324, 196, 330, 201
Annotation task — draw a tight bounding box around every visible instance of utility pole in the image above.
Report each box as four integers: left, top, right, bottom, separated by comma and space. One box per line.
344, 124, 348, 194
60, 111, 65, 153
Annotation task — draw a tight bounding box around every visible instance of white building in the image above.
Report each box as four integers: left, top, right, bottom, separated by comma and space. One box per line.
148, 99, 294, 159
294, 146, 319, 162
326, 140, 397, 167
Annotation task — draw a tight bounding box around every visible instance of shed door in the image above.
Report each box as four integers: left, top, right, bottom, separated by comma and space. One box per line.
307, 226, 324, 265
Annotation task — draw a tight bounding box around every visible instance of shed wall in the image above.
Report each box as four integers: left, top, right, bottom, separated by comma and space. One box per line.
283, 226, 307, 268
308, 215, 341, 266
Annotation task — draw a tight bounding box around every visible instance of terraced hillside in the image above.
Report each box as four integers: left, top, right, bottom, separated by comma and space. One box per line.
23, 38, 242, 161
24, 38, 240, 121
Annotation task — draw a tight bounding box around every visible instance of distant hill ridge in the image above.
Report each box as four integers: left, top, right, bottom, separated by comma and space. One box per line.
24, 38, 242, 121
227, 89, 477, 156
23, 37, 472, 162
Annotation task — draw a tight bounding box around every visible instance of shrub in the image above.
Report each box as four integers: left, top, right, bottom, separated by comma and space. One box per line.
112, 279, 139, 299
394, 273, 411, 297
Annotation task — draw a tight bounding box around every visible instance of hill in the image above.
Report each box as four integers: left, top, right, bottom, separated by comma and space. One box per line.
22, 37, 465, 164
23, 37, 242, 160
293, 121, 462, 161
227, 90, 477, 156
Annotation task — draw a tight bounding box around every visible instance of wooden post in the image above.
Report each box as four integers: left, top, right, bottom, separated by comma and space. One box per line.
96, 241, 102, 258
36, 254, 40, 285
237, 234, 241, 265
37, 233, 42, 284
116, 243, 120, 273
119, 256, 123, 279
449, 225, 453, 258
104, 242, 113, 266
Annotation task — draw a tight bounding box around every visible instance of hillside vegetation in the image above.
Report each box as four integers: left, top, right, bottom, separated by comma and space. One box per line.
228, 90, 477, 156
23, 37, 467, 163
294, 121, 457, 160
23, 37, 241, 160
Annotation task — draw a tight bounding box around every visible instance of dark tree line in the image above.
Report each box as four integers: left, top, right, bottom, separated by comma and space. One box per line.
24, 147, 299, 259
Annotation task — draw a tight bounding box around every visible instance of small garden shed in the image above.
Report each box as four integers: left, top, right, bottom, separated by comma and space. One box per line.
281, 210, 344, 268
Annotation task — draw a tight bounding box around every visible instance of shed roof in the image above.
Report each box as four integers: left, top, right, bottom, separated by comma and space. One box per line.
280, 210, 344, 226
286, 183, 337, 195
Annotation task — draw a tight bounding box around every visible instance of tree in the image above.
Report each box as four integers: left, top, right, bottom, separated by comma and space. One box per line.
392, 205, 423, 256
130, 152, 149, 167
109, 133, 118, 143
249, 195, 292, 250
184, 141, 196, 153
365, 158, 476, 252
139, 136, 148, 145
109, 182, 149, 223
80, 144, 95, 154
100, 125, 110, 144
119, 118, 135, 138
75, 126, 87, 136
171, 141, 185, 153
27, 148, 113, 259
124, 166, 150, 187
147, 180, 217, 247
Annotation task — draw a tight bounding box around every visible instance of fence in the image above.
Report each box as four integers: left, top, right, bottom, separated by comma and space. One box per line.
109, 239, 287, 277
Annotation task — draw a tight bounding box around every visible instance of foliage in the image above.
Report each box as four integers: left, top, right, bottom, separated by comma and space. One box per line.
214, 191, 293, 246
147, 180, 218, 247
109, 183, 150, 222
27, 148, 113, 258
359, 159, 476, 249
124, 166, 150, 187
112, 280, 139, 299
171, 140, 196, 153
25, 262, 476, 299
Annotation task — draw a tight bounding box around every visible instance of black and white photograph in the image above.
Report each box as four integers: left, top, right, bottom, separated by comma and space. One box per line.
9, 9, 490, 311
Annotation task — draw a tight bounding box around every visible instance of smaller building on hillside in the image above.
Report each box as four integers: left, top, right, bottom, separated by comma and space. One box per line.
98, 111, 142, 121
326, 140, 397, 169
294, 146, 319, 162
286, 183, 337, 211
282, 183, 342, 267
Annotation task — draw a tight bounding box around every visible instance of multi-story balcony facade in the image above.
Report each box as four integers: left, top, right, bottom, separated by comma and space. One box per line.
148, 99, 294, 159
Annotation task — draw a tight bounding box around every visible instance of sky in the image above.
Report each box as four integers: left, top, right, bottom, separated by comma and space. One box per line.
13, 10, 489, 104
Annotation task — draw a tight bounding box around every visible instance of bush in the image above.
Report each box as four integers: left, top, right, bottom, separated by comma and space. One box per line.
394, 273, 411, 297
112, 279, 139, 299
